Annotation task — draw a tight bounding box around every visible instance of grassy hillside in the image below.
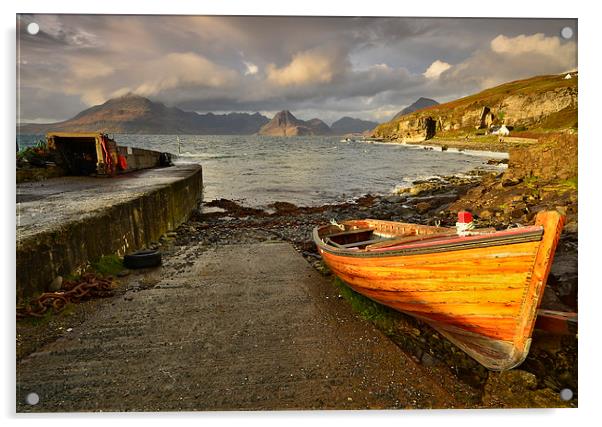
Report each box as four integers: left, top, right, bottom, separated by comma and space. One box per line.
373, 73, 578, 141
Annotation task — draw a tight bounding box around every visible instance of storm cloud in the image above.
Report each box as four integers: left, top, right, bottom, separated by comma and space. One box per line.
17, 15, 577, 124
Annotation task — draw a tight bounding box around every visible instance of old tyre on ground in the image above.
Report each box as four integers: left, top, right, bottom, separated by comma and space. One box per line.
123, 249, 162, 269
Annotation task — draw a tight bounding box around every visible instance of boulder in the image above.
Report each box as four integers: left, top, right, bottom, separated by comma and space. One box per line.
415, 202, 432, 214
478, 209, 493, 220
482, 370, 571, 408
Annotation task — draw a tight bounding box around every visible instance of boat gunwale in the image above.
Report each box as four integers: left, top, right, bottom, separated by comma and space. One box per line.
313, 223, 544, 258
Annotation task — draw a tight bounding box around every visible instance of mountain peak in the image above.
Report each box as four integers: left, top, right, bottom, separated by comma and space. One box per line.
272, 110, 302, 127
119, 91, 141, 98
393, 97, 439, 120
102, 92, 156, 109
112, 92, 151, 102
18, 94, 270, 134
274, 110, 295, 118
331, 116, 378, 135
258, 110, 331, 136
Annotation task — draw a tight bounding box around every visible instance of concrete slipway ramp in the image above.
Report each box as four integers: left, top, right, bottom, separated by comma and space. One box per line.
16, 242, 462, 411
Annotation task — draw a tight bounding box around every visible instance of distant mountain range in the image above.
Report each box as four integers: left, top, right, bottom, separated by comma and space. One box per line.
18, 94, 270, 135
330, 116, 378, 134
392, 97, 439, 120
18, 94, 379, 136
257, 112, 377, 136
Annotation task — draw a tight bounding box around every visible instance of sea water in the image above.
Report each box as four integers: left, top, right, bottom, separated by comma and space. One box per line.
17, 134, 507, 208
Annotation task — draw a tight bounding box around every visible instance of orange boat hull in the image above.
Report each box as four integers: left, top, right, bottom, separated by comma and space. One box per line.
314, 211, 564, 370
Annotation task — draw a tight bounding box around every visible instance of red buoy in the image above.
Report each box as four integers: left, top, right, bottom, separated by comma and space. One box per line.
458, 210, 473, 224
118, 154, 128, 171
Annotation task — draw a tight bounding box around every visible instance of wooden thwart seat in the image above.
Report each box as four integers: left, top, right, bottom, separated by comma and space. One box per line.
326, 228, 374, 238
325, 236, 389, 249
366, 231, 457, 249
339, 237, 391, 248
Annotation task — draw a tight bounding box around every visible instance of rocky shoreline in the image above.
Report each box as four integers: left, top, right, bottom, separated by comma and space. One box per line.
369, 136, 532, 154
16, 167, 577, 408
407, 138, 528, 153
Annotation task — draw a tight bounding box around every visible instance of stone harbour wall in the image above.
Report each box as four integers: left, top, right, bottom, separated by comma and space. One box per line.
16, 165, 203, 300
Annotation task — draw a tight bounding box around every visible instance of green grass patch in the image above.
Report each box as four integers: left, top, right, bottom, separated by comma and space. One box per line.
18, 309, 55, 326
559, 176, 578, 190
333, 277, 398, 335
90, 254, 124, 277
523, 175, 540, 188
18, 302, 78, 326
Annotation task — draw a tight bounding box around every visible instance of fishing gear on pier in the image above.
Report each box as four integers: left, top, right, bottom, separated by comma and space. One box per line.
17, 273, 115, 319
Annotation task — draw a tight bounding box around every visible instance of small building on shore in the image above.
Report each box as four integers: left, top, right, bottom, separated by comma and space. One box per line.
489, 125, 510, 136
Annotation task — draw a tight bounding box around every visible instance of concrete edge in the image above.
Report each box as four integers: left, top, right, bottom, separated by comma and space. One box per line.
16, 165, 202, 300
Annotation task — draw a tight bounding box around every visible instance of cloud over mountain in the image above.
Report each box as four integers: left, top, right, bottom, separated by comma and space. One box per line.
437, 33, 577, 92
17, 15, 577, 124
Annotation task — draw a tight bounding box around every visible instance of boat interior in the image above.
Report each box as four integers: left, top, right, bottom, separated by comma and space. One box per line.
319, 219, 452, 251
318, 219, 542, 252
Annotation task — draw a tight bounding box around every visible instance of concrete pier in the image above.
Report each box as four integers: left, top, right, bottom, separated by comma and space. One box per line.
16, 164, 202, 300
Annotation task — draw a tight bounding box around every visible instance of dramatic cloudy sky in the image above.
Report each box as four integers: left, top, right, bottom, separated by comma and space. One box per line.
17, 15, 577, 124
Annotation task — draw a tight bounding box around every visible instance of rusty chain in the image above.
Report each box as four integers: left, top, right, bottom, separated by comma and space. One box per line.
17, 273, 115, 319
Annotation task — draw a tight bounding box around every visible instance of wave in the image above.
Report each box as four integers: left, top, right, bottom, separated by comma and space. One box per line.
105, 134, 502, 208
444, 147, 508, 159
369, 141, 509, 159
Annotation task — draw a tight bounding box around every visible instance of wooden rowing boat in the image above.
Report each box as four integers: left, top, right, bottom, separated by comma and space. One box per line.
313, 211, 565, 370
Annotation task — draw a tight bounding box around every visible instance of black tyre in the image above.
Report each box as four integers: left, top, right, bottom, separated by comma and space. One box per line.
123, 249, 162, 269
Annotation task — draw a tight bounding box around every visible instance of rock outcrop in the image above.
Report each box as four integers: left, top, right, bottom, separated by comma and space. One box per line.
373, 73, 578, 142
393, 116, 438, 142
450, 132, 578, 226
504, 132, 578, 184
258, 110, 332, 136
477, 106, 495, 130
482, 370, 572, 408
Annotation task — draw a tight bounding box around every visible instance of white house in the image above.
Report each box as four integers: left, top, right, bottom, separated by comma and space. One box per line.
564, 73, 572, 80
490, 125, 510, 136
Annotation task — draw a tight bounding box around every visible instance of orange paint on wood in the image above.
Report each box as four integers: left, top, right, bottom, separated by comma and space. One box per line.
514, 211, 565, 353
314, 211, 565, 370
